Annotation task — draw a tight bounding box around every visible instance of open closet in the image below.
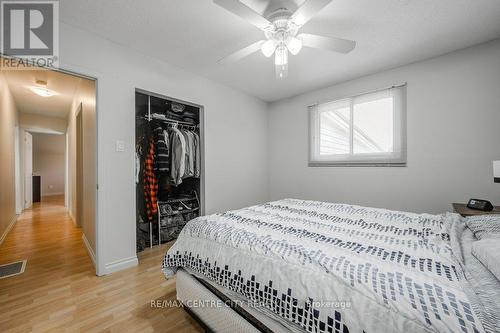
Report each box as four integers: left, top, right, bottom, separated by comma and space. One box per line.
135, 89, 204, 252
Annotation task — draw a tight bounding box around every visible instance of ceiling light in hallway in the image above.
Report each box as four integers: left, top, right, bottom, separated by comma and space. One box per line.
28, 80, 58, 97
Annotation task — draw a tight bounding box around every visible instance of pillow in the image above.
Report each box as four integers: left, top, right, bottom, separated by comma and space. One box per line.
472, 239, 500, 281
464, 215, 500, 239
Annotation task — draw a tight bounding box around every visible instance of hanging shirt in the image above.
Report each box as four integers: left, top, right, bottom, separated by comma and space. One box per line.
193, 132, 201, 178
169, 127, 186, 186
163, 129, 170, 153
135, 150, 141, 184
182, 130, 195, 178
188, 131, 196, 176
153, 124, 169, 174
144, 140, 158, 222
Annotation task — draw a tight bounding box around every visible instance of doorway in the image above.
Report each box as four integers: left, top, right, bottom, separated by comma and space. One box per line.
0, 60, 98, 274
30, 133, 67, 203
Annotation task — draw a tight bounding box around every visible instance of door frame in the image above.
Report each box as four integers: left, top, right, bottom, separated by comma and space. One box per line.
75, 104, 84, 228
14, 125, 22, 214
24, 131, 33, 209
4, 54, 100, 275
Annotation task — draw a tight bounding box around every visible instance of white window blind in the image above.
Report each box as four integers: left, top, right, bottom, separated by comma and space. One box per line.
309, 85, 406, 166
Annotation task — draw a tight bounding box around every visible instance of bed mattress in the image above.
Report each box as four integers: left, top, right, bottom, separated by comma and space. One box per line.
176, 268, 297, 333
163, 199, 495, 333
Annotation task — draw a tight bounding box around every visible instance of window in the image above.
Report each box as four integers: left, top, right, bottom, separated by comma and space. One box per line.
309, 85, 406, 166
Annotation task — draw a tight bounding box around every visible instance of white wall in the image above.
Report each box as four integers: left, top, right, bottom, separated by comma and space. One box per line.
0, 73, 19, 243
58, 22, 269, 275
268, 39, 500, 214
32, 133, 66, 196
33, 153, 65, 196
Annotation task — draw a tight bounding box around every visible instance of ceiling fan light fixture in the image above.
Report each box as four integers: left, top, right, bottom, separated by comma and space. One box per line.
213, 0, 355, 80
275, 62, 288, 79
274, 45, 288, 66
292, 13, 307, 27
275, 46, 288, 79
261, 39, 276, 57
286, 37, 302, 55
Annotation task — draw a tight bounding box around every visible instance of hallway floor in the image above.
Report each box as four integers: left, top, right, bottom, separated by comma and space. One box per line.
0, 196, 202, 332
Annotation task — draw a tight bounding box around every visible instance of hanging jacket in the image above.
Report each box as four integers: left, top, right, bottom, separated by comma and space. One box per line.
144, 140, 158, 222
169, 127, 186, 186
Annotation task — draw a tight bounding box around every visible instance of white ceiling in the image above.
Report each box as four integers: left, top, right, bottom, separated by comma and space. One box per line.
3, 68, 82, 118
60, 0, 500, 102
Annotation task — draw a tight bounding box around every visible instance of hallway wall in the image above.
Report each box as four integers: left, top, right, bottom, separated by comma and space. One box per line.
0, 73, 19, 242
32, 133, 66, 196
67, 78, 97, 259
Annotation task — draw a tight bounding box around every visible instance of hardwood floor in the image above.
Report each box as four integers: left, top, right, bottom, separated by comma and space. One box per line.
0, 196, 203, 333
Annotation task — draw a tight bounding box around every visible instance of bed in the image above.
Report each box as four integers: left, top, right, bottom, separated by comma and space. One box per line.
162, 199, 500, 333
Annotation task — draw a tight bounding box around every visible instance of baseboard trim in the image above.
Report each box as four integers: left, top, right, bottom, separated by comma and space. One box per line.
0, 215, 18, 246
82, 234, 96, 268
42, 192, 64, 197
103, 256, 138, 275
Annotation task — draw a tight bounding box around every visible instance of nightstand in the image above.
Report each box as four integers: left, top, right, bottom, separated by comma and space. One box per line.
452, 203, 500, 217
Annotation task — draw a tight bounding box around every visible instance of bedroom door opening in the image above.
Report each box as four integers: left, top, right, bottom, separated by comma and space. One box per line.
0, 59, 98, 274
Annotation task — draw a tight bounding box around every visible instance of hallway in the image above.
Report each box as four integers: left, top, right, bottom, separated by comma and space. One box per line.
0, 197, 202, 332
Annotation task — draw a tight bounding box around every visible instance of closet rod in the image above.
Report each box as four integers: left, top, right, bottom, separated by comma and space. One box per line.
136, 115, 198, 128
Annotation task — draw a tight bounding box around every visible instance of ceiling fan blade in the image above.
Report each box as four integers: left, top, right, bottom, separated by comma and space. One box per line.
298, 33, 356, 54
218, 40, 266, 65
214, 0, 272, 30
290, 0, 332, 26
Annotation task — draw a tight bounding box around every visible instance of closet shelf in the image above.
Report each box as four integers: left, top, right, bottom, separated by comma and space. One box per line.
158, 197, 197, 204
160, 207, 199, 217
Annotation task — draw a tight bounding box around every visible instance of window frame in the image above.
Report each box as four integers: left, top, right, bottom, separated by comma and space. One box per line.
308, 85, 407, 167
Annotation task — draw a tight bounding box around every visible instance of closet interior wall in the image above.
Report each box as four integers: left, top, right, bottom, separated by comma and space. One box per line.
135, 90, 204, 252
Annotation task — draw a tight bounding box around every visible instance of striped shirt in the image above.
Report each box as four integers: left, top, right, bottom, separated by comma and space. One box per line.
153, 125, 169, 174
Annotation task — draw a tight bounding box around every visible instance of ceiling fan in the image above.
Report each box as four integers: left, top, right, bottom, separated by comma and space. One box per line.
214, 0, 356, 79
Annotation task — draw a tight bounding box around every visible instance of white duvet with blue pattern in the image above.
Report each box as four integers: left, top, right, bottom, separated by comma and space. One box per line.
162, 199, 485, 333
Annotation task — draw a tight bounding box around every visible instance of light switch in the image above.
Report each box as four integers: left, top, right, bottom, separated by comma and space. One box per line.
115, 140, 125, 152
